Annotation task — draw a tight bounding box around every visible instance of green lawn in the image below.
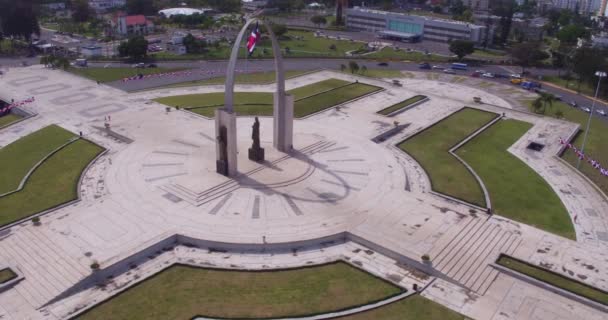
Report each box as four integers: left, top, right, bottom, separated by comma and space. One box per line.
526, 100, 608, 196
0, 113, 22, 128
0, 139, 104, 227
0, 268, 17, 284
378, 95, 427, 115
157, 70, 313, 89
398, 108, 497, 206
259, 29, 364, 57
0, 125, 76, 195
456, 119, 574, 239
497, 255, 608, 305
338, 294, 468, 320
542, 76, 596, 97
77, 262, 403, 320
155, 79, 381, 118
67, 67, 186, 83
472, 49, 507, 59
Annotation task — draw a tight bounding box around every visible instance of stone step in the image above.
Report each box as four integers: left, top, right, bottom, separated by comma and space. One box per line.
436, 219, 493, 272
443, 223, 499, 278
428, 216, 477, 261
462, 230, 511, 289
471, 233, 521, 294
452, 225, 502, 282
433, 218, 485, 268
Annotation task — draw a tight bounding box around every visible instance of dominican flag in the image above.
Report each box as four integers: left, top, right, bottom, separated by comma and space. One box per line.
247, 22, 260, 56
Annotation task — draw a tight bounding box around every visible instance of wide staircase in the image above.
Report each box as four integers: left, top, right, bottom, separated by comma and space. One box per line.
0, 228, 89, 308
429, 216, 522, 295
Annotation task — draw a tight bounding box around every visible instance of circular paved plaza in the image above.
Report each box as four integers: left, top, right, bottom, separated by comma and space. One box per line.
0, 66, 607, 320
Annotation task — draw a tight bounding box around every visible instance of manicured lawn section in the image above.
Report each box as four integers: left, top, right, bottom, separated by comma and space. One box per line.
293, 83, 381, 118
259, 30, 363, 57
526, 100, 608, 196
338, 294, 468, 320
497, 255, 608, 305
398, 108, 497, 206
0, 125, 76, 195
0, 113, 22, 128
472, 49, 507, 58
0, 268, 17, 284
160, 70, 312, 88
456, 119, 574, 239
67, 67, 186, 83
543, 76, 596, 97
0, 139, 104, 227
288, 78, 351, 99
77, 262, 403, 320
155, 79, 381, 118
378, 95, 427, 115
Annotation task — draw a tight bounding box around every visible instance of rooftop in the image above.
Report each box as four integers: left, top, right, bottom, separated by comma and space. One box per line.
349, 7, 485, 28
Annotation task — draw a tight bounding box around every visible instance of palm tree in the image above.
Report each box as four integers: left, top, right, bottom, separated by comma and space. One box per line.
540, 92, 555, 114
532, 97, 543, 113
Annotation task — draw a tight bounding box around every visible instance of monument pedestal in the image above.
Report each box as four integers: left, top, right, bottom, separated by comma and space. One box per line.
215, 109, 238, 177
273, 92, 294, 152
248, 147, 265, 162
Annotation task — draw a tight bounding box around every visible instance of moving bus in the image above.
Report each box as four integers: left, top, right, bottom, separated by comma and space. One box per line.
451, 63, 468, 70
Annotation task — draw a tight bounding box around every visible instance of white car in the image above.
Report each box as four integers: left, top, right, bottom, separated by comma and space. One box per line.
443, 68, 455, 74
432, 65, 443, 69
482, 72, 495, 78
582, 107, 591, 113
596, 109, 607, 116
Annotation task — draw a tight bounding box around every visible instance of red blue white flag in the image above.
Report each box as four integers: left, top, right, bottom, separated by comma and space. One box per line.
246, 22, 260, 56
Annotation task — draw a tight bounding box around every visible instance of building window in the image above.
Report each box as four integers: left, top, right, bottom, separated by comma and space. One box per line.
388, 20, 422, 34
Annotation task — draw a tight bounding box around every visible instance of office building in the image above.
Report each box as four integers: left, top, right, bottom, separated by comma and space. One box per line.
346, 7, 489, 44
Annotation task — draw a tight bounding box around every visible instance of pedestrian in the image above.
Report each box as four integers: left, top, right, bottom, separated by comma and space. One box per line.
79, 131, 83, 137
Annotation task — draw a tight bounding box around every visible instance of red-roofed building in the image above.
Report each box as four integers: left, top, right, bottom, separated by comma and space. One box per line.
111, 13, 154, 37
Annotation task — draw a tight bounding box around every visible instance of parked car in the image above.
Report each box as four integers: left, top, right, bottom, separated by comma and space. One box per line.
419, 62, 431, 69
482, 72, 495, 78
582, 107, 591, 113
597, 109, 607, 116
443, 68, 455, 74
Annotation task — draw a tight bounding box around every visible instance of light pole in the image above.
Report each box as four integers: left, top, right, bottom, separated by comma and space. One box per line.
577, 71, 607, 169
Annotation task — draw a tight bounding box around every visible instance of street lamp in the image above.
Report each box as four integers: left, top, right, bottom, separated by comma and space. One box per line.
577, 70, 607, 169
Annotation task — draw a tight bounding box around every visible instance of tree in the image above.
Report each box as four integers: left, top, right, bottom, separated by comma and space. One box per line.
492, 0, 517, 45
208, 0, 241, 13
510, 42, 549, 73
126, 0, 158, 15
449, 0, 466, 16
348, 61, 359, 74
0, 0, 40, 41
571, 47, 607, 92
118, 36, 149, 60
271, 24, 287, 38
340, 64, 346, 72
449, 40, 475, 60
310, 15, 327, 28
183, 33, 207, 54
360, 65, 367, 75
72, 0, 91, 23
557, 24, 589, 44
538, 92, 555, 114
532, 97, 543, 113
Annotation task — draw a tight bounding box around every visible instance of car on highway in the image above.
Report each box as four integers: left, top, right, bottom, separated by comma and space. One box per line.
377, 62, 389, 67
132, 63, 145, 68
432, 65, 443, 69
482, 72, 495, 78
597, 109, 607, 116
471, 71, 481, 77
443, 68, 456, 74
582, 107, 591, 113
418, 62, 431, 69
569, 101, 578, 108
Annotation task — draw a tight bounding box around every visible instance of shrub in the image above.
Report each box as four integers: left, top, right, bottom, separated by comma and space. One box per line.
90, 261, 100, 270
32, 216, 41, 226
421, 254, 430, 261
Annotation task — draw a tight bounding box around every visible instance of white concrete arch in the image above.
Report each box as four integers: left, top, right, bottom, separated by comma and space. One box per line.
216, 18, 294, 177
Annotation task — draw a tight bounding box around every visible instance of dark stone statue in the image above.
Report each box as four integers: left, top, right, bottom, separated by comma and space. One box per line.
216, 125, 228, 175
248, 117, 265, 162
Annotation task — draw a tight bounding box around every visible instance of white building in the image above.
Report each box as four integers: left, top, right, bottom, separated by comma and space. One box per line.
111, 14, 154, 37
89, 0, 126, 12
346, 7, 489, 44
158, 8, 215, 18
81, 45, 102, 57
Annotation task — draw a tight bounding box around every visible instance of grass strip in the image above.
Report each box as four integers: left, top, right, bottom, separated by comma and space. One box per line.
497, 255, 608, 305
77, 262, 403, 320
0, 268, 17, 284
154, 79, 381, 118
398, 108, 497, 206
0, 113, 22, 128
0, 139, 104, 227
456, 119, 574, 239
378, 95, 427, 115
337, 294, 469, 320
159, 70, 313, 88
0, 125, 76, 195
